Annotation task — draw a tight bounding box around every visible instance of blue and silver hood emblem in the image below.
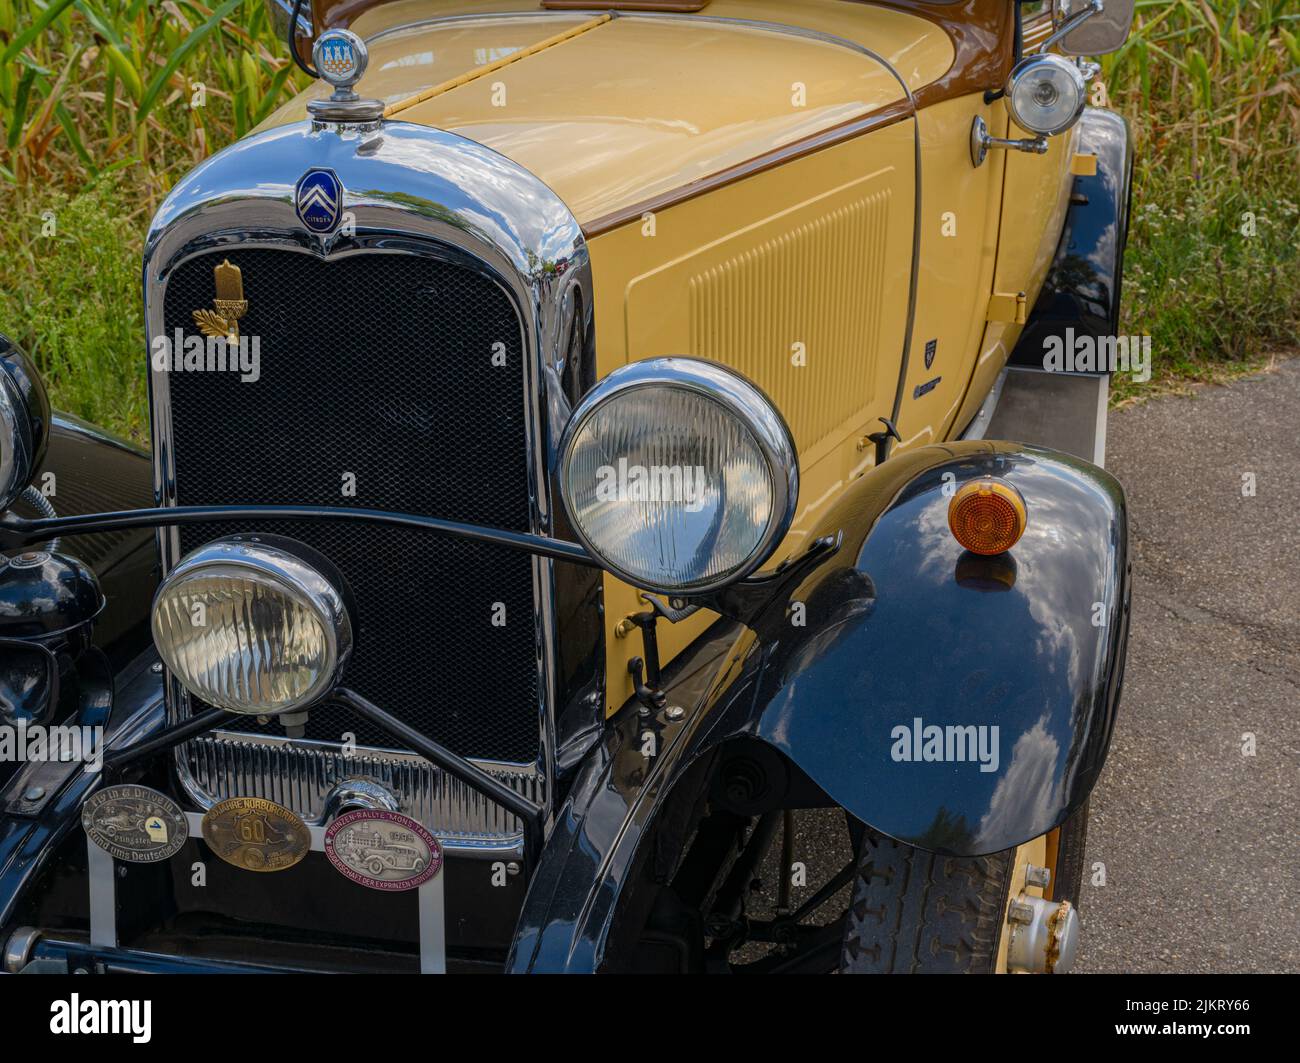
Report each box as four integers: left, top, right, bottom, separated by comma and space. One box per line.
295, 168, 342, 233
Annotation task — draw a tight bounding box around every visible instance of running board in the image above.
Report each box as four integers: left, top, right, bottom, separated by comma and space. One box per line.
966, 366, 1108, 468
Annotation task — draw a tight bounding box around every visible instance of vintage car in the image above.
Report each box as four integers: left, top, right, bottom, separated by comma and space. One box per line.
0, 0, 1135, 974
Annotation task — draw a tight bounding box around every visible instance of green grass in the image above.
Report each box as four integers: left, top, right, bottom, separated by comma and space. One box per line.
0, 0, 305, 441
1106, 0, 1300, 400
0, 182, 149, 438
0, 1, 1296, 436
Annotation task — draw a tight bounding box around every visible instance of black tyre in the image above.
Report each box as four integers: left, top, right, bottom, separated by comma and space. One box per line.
1051, 798, 1089, 908
839, 834, 1015, 973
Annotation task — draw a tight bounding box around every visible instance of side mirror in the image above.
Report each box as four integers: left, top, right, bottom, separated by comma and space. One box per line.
0, 335, 51, 513
1052, 0, 1136, 57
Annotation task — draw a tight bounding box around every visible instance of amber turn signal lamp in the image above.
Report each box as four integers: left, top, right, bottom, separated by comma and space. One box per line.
948, 478, 1027, 555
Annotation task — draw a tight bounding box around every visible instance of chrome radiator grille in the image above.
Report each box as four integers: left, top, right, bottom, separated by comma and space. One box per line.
184, 732, 541, 855
160, 247, 541, 764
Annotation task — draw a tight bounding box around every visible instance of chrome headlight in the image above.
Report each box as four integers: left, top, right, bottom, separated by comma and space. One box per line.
152, 537, 353, 715
1005, 54, 1086, 137
0, 335, 51, 513
559, 358, 798, 594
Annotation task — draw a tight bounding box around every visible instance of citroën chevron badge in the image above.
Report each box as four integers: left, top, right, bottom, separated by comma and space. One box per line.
296, 168, 343, 234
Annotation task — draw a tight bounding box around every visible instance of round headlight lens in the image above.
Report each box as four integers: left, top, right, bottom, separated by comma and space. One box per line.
1006, 54, 1086, 137
559, 358, 798, 594
152, 537, 352, 715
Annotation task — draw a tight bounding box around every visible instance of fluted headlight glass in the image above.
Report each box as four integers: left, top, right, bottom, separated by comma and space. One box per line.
560, 358, 798, 594
1006, 54, 1086, 137
151, 537, 353, 715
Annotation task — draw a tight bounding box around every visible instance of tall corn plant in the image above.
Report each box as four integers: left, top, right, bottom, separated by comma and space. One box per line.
0, 0, 304, 196
1099, 0, 1299, 371
0, 0, 306, 439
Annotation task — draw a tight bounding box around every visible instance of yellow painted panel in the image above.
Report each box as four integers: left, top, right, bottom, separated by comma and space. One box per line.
263, 3, 950, 230
994, 120, 1077, 317
646, 186, 894, 458
349, 0, 954, 95
259, 10, 602, 125
690, 0, 954, 91
951, 113, 1079, 433
394, 15, 909, 226
589, 119, 915, 711
891, 93, 1006, 455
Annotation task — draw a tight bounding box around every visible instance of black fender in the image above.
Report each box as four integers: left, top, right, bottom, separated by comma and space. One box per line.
509, 440, 1128, 971
1012, 106, 1134, 364
20, 415, 157, 666
738, 440, 1129, 854
0, 415, 154, 787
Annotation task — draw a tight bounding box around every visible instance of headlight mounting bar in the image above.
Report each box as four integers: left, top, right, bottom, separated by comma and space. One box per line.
4, 501, 842, 872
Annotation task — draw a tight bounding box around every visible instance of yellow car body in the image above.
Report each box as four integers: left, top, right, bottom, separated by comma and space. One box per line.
263, 0, 1079, 712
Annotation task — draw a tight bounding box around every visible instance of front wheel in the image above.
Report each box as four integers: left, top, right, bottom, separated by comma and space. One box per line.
839, 835, 1015, 973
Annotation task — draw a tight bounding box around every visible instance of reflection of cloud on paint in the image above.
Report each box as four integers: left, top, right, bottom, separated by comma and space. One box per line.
975, 714, 1062, 849
1088, 218, 1118, 274
912, 495, 957, 581
1017, 467, 1116, 691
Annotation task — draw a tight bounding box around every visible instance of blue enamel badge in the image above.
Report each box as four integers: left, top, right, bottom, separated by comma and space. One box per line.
296, 169, 343, 233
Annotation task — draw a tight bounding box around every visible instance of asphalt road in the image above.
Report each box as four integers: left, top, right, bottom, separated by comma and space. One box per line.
770, 358, 1300, 972
1077, 358, 1300, 973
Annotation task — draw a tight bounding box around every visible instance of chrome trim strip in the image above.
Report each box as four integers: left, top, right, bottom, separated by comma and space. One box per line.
365, 10, 609, 44
180, 730, 539, 859
143, 119, 593, 838
1093, 372, 1109, 468
958, 368, 1009, 442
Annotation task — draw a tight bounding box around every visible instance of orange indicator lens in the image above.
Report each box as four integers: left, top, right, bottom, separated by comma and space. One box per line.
947, 478, 1027, 555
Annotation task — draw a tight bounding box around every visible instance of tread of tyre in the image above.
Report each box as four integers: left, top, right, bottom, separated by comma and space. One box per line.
839, 835, 1015, 973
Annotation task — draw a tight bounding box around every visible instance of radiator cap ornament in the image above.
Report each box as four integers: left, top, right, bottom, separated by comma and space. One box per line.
83, 785, 188, 863
313, 28, 367, 91
308, 29, 383, 124
201, 796, 311, 873
324, 810, 443, 892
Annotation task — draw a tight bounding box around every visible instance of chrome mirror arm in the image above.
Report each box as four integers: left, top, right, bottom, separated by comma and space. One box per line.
970, 116, 1048, 168
1042, 0, 1103, 53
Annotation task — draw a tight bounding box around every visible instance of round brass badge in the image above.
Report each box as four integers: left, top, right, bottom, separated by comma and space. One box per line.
201, 796, 311, 872
324, 810, 442, 892
82, 784, 188, 863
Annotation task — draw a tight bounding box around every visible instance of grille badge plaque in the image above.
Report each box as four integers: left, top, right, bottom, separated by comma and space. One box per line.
296, 168, 343, 233
82, 785, 189, 863
324, 809, 443, 891
191, 258, 246, 343
201, 796, 311, 872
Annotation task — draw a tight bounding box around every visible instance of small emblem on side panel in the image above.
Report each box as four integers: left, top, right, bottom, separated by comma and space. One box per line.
201, 796, 311, 872
924, 338, 938, 370
82, 785, 188, 863
324, 810, 442, 892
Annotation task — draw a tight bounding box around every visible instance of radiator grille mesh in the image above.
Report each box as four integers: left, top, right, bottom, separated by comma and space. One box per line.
160, 247, 540, 763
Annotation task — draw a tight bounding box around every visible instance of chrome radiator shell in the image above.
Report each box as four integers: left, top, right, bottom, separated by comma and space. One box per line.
142, 119, 594, 851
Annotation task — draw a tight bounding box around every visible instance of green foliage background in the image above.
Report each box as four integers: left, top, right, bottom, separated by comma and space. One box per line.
1, 0, 1297, 439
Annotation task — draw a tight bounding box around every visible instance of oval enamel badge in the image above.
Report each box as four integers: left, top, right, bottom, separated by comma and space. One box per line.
201, 796, 311, 873
324, 810, 442, 892
82, 784, 188, 863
